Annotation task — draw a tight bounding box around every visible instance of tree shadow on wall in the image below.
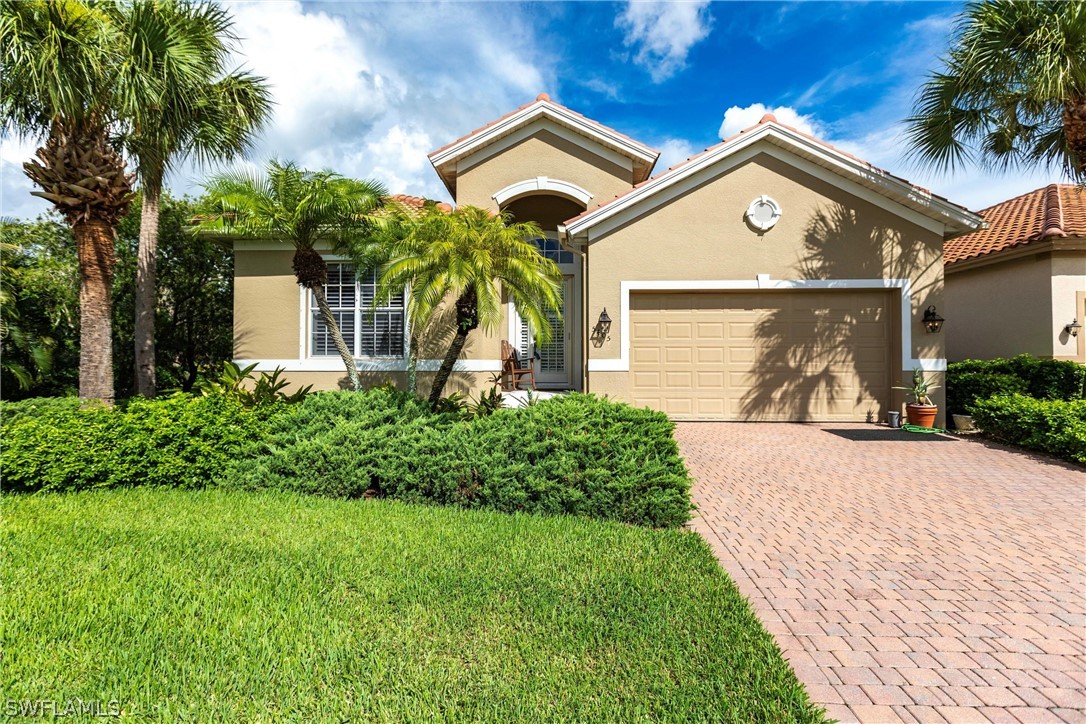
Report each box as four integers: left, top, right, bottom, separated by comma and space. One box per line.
739, 203, 941, 421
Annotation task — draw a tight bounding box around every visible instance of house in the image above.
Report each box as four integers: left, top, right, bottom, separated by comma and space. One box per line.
234, 94, 984, 423
944, 184, 1086, 364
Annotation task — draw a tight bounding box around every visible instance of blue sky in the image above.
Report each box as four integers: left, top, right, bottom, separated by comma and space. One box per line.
0, 0, 1067, 219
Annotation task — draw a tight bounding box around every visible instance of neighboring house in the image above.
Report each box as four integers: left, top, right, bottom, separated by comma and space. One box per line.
234, 94, 983, 422
945, 184, 1086, 364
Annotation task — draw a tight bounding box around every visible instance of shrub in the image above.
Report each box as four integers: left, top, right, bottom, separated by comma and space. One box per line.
945, 372, 1029, 416
0, 396, 81, 426
947, 355, 1085, 403
970, 394, 1086, 465
1, 394, 276, 492
223, 391, 693, 528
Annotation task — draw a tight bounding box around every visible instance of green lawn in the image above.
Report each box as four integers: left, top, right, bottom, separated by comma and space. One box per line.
3, 489, 823, 722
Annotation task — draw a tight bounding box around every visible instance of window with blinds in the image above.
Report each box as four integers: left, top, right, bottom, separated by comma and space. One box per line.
311, 262, 405, 358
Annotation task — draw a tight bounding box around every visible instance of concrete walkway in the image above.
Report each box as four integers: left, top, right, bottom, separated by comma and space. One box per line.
678, 423, 1085, 723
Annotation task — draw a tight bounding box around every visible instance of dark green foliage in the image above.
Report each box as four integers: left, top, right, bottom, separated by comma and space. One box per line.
945, 371, 1029, 415
0, 219, 80, 397
112, 195, 234, 396
225, 391, 693, 528
970, 395, 1086, 465
948, 355, 1086, 406
197, 361, 311, 408
1, 394, 275, 492
0, 196, 233, 400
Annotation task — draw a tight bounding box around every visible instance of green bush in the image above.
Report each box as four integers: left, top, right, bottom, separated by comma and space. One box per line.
224, 390, 693, 528
947, 355, 1085, 403
970, 394, 1086, 465
945, 372, 1029, 416
0, 396, 81, 426
2, 394, 276, 492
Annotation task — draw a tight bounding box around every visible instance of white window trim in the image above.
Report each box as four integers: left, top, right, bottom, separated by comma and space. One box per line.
584, 276, 946, 373
236, 358, 503, 373
492, 176, 594, 206
300, 258, 409, 362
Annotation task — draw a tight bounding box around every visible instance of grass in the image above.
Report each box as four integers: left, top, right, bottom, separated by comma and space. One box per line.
2, 489, 824, 722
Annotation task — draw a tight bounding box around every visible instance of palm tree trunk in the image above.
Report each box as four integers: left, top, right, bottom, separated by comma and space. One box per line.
406, 332, 418, 396
134, 180, 161, 397
429, 328, 469, 406
311, 282, 360, 391
1064, 100, 1086, 176
73, 217, 116, 404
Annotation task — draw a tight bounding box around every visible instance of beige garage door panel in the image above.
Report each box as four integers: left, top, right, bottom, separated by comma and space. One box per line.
630, 291, 892, 421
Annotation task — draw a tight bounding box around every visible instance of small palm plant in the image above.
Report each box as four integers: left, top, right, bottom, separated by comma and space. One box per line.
894, 368, 939, 406
369, 205, 562, 406
197, 161, 387, 391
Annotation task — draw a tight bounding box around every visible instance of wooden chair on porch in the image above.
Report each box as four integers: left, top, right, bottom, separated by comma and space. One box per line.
500, 340, 536, 391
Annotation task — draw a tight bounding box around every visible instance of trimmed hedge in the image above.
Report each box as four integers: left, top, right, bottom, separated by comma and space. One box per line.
0, 396, 82, 427
947, 356, 1085, 413
945, 372, 1029, 416
970, 394, 1086, 465
225, 389, 693, 528
1, 394, 276, 492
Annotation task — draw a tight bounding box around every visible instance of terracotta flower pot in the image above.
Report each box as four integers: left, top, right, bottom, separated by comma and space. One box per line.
906, 403, 938, 428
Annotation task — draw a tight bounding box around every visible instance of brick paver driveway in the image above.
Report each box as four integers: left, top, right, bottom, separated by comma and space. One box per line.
678, 423, 1085, 723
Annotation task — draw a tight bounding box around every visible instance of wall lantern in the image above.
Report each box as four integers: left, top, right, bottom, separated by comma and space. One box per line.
596, 308, 612, 337
1065, 318, 1083, 338
922, 305, 945, 333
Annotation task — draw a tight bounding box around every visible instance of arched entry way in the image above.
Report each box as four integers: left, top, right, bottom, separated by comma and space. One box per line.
499, 191, 585, 389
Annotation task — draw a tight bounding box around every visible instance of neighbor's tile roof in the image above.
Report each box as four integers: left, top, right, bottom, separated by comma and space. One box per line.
563, 113, 972, 228
944, 184, 1085, 265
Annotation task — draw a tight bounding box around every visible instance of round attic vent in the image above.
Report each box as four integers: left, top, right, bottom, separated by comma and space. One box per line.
746, 195, 782, 231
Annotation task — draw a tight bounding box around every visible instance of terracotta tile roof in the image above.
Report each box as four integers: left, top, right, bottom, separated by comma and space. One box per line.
562, 113, 974, 229
944, 184, 1085, 265
428, 94, 659, 162
384, 194, 452, 215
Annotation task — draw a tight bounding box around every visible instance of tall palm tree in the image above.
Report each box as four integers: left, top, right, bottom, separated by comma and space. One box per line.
374, 206, 562, 406
1, 0, 135, 403
197, 161, 386, 391
121, 0, 271, 398
905, 0, 1086, 179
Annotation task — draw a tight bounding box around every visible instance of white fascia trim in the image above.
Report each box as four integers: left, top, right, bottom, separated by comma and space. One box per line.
565, 123, 981, 239
493, 177, 593, 206
458, 118, 633, 175
428, 101, 658, 171
235, 359, 502, 373
583, 278, 946, 373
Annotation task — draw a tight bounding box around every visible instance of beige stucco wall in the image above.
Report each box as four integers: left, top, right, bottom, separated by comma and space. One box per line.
583, 148, 948, 420
455, 127, 634, 212
1052, 250, 1086, 362
945, 248, 1086, 363
234, 250, 300, 360
233, 247, 502, 395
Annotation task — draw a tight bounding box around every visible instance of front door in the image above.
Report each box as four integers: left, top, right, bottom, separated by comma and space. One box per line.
517, 275, 575, 386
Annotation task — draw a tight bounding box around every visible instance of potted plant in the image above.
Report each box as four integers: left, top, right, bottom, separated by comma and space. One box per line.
894, 368, 940, 428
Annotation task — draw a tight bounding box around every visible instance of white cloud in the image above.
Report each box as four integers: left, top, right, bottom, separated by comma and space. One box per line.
653, 137, 699, 174
718, 103, 821, 140
2, 1, 555, 217
616, 1, 712, 83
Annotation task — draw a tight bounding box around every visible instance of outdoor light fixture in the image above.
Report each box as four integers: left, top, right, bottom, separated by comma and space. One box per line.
596, 308, 612, 337
922, 305, 945, 333
1065, 318, 1083, 338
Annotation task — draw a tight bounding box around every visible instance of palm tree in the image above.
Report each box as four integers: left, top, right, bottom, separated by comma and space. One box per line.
373, 206, 562, 406
120, 0, 271, 398
905, 0, 1086, 179
1, 0, 135, 403
197, 161, 386, 391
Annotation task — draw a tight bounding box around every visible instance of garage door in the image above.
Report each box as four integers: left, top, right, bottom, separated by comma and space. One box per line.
629, 291, 892, 421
